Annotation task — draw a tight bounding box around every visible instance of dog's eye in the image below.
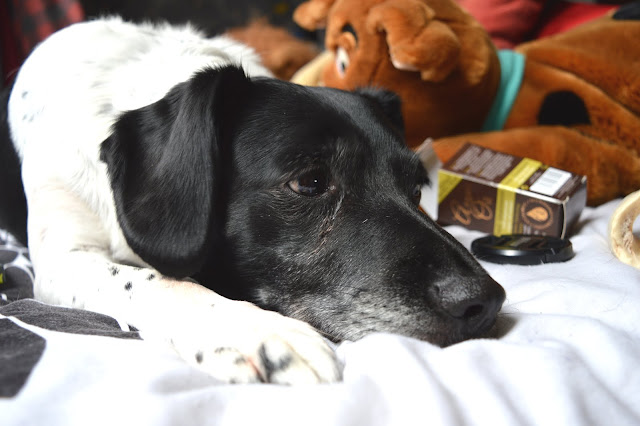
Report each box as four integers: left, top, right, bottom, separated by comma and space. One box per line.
412, 184, 423, 205
288, 171, 332, 197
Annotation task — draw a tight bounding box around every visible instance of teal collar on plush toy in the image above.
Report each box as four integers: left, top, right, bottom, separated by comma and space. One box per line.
482, 50, 525, 132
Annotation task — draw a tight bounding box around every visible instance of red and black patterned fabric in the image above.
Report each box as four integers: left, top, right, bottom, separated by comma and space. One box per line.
1, 0, 84, 85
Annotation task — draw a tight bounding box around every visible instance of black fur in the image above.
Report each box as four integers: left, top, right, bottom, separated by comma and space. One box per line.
614, 1, 640, 20
0, 83, 28, 245
538, 90, 591, 127
101, 66, 505, 345
100, 67, 249, 277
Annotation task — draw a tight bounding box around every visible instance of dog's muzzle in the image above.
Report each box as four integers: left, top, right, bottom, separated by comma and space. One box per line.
430, 274, 506, 339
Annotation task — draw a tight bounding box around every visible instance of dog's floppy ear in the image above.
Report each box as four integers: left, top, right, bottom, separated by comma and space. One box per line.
356, 87, 405, 136
100, 66, 249, 278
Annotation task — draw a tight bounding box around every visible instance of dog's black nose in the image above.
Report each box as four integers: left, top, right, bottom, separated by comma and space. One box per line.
435, 276, 506, 336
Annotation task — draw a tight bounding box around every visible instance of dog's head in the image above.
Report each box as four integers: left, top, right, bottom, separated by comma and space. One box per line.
101, 66, 505, 346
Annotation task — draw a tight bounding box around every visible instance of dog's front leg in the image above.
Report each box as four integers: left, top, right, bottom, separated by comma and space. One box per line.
34, 251, 341, 384
22, 166, 340, 384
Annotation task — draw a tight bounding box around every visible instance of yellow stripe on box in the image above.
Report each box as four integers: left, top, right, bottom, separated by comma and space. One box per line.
438, 170, 463, 204
493, 158, 542, 235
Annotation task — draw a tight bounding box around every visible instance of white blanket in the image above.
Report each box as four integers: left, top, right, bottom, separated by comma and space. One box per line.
1, 199, 639, 425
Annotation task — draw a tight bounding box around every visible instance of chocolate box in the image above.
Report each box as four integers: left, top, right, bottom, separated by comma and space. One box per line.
429, 143, 586, 237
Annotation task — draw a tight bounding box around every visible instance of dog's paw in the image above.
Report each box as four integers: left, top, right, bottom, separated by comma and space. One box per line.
170, 301, 342, 385
196, 332, 340, 385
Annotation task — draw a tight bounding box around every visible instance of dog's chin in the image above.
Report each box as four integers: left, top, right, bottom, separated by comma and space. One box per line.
301, 312, 501, 347
259, 291, 503, 347
432, 315, 501, 348
319, 329, 478, 347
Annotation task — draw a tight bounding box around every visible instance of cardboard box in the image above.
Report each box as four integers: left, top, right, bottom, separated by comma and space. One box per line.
431, 143, 586, 237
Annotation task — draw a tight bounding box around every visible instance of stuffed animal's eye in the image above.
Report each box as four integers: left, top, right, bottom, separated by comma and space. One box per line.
336, 47, 350, 77
412, 184, 423, 205
288, 170, 333, 197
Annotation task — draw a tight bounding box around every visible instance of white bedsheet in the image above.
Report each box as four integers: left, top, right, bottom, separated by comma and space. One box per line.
1, 199, 639, 425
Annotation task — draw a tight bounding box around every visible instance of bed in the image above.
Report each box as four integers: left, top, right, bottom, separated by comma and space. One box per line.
1, 198, 639, 425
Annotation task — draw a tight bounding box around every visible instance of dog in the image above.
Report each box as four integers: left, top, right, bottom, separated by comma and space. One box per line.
1, 17, 505, 385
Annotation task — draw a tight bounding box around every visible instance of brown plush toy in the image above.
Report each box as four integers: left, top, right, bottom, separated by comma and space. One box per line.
292, 0, 640, 205
226, 19, 319, 81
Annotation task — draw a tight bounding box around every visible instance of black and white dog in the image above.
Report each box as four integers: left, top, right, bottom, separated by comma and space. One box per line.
1, 18, 505, 384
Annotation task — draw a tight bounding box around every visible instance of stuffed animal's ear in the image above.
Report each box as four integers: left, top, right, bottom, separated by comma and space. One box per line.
366, 0, 460, 82
100, 66, 249, 278
293, 0, 337, 30
366, 0, 492, 85
356, 88, 405, 137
